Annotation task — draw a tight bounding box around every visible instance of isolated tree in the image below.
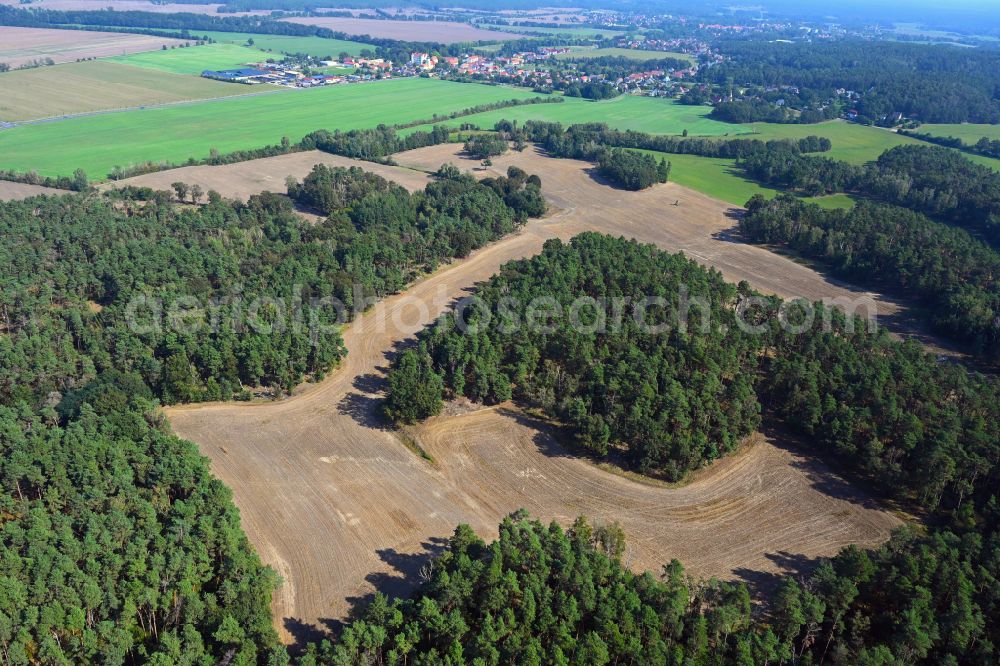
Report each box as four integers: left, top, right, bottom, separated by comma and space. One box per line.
189, 184, 204, 204
171, 181, 189, 203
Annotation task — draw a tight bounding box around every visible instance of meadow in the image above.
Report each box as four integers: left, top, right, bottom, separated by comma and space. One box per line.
0, 60, 265, 121
405, 94, 748, 137
0, 78, 542, 177
554, 47, 694, 63
162, 30, 376, 59
916, 123, 1000, 142
105, 42, 265, 74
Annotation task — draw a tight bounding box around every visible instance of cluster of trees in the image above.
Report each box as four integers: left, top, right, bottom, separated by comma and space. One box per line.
701, 40, 1000, 124
901, 129, 1000, 160
598, 148, 670, 190
739, 144, 1000, 249
709, 98, 840, 124
741, 195, 1000, 360
0, 167, 88, 191
563, 81, 619, 100
387, 233, 765, 479
511, 120, 830, 160
463, 133, 509, 159
381, 232, 1000, 663
300, 508, 999, 665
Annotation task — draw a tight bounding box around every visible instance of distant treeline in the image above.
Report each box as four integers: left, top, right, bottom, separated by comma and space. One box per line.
901, 129, 1000, 160
700, 39, 1000, 124
511, 120, 831, 158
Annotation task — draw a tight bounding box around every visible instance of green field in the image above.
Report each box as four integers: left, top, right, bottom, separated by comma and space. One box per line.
406, 94, 749, 137
0, 60, 269, 121
649, 152, 855, 210
0, 78, 543, 178
554, 47, 694, 63
164, 31, 376, 59
738, 121, 925, 164
655, 153, 781, 205
916, 123, 1000, 142
105, 43, 265, 75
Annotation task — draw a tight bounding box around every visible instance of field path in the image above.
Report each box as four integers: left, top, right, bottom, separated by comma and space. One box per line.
167, 146, 905, 643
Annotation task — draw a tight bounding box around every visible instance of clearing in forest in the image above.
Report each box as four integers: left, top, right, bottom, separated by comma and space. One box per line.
167, 145, 905, 644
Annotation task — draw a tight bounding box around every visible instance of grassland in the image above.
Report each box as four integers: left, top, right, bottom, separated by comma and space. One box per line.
162, 30, 375, 59
0, 60, 269, 121
406, 94, 749, 137
104, 43, 265, 74
0, 78, 543, 177
554, 47, 694, 63
916, 123, 1000, 142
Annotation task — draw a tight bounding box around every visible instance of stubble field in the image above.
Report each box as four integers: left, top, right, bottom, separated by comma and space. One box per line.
0, 60, 262, 121
282, 16, 524, 43
167, 145, 906, 643
0, 26, 190, 67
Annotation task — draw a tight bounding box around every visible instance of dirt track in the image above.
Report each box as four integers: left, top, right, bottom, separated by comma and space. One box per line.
107, 151, 432, 200
167, 145, 905, 644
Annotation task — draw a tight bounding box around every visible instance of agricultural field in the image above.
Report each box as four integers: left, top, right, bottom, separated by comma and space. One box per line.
104, 42, 267, 75
554, 46, 694, 63
479, 23, 630, 38
916, 123, 1000, 142
0, 60, 263, 121
406, 94, 750, 137
107, 150, 432, 200
653, 153, 855, 209
0, 26, 188, 68
281, 16, 523, 43
0, 78, 542, 177
0, 180, 68, 201
168, 144, 904, 640
160, 30, 376, 59
0, 0, 268, 14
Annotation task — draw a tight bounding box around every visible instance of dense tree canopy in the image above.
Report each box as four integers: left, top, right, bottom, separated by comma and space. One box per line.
701, 40, 1000, 124
742, 194, 1000, 360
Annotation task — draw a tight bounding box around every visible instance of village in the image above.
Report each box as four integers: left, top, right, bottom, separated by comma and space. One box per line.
200, 45, 699, 98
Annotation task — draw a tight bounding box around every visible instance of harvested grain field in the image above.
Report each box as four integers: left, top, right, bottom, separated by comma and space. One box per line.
0, 60, 261, 122
282, 16, 523, 43
168, 145, 906, 644
0, 180, 67, 200
0, 26, 190, 68
0, 0, 268, 14
107, 151, 433, 200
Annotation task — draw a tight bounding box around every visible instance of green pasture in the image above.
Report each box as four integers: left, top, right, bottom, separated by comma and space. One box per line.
405, 94, 750, 137
105, 43, 266, 75
916, 123, 1000, 142
0, 78, 541, 178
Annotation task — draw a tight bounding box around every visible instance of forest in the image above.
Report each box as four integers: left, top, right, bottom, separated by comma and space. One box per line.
0, 161, 547, 662
740, 195, 1000, 360
739, 144, 1000, 249
382, 233, 1000, 664
699, 40, 1000, 124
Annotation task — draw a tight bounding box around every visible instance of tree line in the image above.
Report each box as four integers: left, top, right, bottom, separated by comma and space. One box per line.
741, 194, 1000, 361
699, 39, 1000, 124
